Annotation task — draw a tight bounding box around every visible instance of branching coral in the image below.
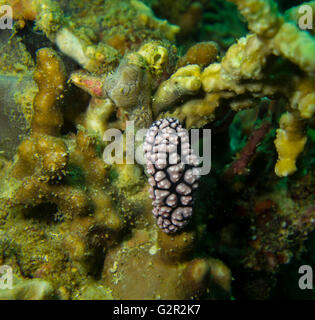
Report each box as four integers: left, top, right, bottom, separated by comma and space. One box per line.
2, 0, 179, 73
274, 112, 307, 177
2, 48, 97, 227
71, 41, 174, 132
153, 0, 315, 176
229, 0, 283, 38
152, 64, 202, 117
0, 0, 314, 301
0, 41, 230, 299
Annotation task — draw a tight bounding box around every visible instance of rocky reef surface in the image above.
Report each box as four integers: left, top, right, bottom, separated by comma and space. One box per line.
0, 0, 314, 300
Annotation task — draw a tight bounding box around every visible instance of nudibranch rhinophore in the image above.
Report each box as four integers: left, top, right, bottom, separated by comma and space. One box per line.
144, 118, 201, 233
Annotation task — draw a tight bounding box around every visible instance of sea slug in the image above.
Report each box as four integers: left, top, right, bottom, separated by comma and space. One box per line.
144, 118, 201, 233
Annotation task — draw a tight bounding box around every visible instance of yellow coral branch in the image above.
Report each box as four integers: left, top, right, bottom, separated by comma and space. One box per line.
274, 112, 307, 177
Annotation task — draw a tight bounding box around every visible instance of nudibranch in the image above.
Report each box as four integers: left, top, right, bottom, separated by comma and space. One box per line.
144, 117, 201, 233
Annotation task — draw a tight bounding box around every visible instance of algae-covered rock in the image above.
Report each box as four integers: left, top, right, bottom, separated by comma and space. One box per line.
0, 75, 32, 159
77, 281, 113, 300
0, 278, 55, 300
0, 31, 36, 159
0, 0, 314, 301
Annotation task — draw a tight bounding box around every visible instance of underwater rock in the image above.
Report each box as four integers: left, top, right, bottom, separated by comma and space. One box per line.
0, 0, 314, 301
101, 231, 231, 299
0, 278, 55, 300
78, 282, 113, 300
0, 30, 36, 159
0, 75, 32, 159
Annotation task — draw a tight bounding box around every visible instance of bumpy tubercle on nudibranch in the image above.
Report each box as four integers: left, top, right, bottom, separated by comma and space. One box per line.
144, 117, 201, 234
